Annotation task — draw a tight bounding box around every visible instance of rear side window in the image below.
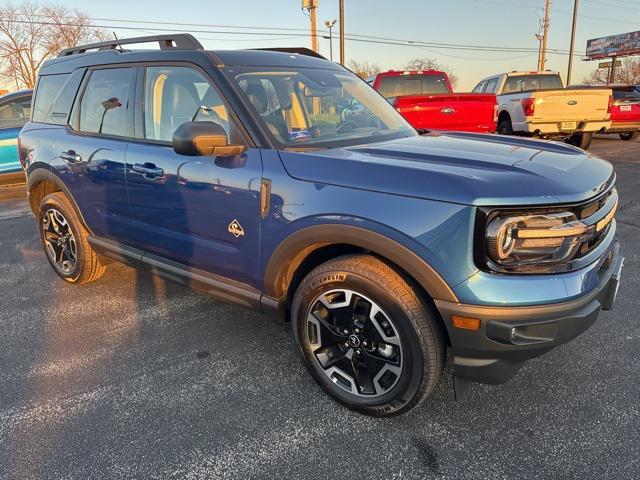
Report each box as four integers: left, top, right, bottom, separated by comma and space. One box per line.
484, 78, 499, 93
472, 81, 486, 93
377, 74, 449, 98
33, 70, 85, 125
79, 68, 133, 137
0, 95, 31, 128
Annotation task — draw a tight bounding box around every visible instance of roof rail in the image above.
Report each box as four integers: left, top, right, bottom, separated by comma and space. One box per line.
251, 47, 327, 60
58, 34, 204, 57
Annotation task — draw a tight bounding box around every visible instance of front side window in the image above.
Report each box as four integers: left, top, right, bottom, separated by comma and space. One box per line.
0, 96, 31, 128
79, 68, 132, 136
228, 66, 416, 148
144, 66, 230, 142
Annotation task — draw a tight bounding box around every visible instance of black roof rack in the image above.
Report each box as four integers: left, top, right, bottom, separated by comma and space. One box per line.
251, 47, 327, 60
58, 34, 204, 57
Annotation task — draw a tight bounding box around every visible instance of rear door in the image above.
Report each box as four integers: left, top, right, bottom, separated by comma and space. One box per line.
124, 64, 262, 284
51, 67, 135, 241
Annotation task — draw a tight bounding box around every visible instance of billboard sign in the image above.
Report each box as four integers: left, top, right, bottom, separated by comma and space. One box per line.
586, 31, 640, 60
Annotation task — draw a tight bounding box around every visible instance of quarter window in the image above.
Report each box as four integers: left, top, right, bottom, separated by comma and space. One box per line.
144, 66, 230, 142
0, 95, 31, 128
79, 68, 133, 136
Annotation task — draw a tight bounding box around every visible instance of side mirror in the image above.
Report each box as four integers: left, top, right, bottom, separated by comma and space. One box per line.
172, 121, 245, 156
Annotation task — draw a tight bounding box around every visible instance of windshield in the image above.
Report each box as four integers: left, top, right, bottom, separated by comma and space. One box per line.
226, 66, 416, 148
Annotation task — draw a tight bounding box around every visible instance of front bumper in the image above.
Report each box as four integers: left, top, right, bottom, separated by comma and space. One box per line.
435, 242, 623, 385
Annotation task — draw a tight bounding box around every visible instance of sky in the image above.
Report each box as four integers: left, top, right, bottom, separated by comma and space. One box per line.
41, 0, 640, 90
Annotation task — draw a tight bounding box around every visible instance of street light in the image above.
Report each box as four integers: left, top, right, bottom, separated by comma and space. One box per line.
325, 19, 336, 61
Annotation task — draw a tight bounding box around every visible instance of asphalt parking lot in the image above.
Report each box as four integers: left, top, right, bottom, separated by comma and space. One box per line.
0, 137, 638, 480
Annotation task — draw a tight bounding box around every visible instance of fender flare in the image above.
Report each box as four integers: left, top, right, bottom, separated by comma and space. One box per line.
27, 167, 91, 231
263, 224, 458, 304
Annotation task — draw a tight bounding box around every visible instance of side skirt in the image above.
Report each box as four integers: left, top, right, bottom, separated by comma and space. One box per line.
88, 235, 268, 313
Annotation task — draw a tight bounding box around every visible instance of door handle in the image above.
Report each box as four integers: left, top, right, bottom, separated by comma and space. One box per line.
60, 150, 82, 164
440, 107, 456, 114
132, 163, 164, 178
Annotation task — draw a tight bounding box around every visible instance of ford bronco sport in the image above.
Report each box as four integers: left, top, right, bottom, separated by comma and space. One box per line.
19, 35, 623, 416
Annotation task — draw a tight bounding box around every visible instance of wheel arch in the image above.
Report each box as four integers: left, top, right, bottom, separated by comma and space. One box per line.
263, 225, 459, 329
27, 168, 91, 231
497, 110, 511, 124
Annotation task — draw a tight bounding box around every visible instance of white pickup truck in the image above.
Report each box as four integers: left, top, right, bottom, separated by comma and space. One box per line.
473, 71, 612, 149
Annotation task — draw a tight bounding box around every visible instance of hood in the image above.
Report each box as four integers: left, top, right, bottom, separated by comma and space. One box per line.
278, 132, 614, 206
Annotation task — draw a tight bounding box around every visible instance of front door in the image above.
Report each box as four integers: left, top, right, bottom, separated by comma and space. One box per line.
125, 65, 262, 285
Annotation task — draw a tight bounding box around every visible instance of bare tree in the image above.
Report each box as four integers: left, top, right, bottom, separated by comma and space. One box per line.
0, 3, 107, 89
348, 59, 381, 80
404, 57, 459, 89
582, 58, 640, 85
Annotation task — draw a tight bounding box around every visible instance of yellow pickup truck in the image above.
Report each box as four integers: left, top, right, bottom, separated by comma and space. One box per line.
472, 71, 612, 150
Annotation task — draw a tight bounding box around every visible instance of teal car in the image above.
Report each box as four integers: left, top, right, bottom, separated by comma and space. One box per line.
0, 89, 32, 185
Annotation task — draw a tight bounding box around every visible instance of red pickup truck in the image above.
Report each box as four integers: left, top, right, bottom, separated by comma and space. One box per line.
368, 70, 497, 133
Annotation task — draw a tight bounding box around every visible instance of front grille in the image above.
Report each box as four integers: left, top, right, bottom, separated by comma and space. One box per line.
573, 187, 617, 260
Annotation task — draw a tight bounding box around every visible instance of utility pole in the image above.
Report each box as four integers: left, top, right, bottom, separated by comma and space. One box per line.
535, 34, 543, 70
325, 19, 336, 61
339, 0, 345, 65
540, 0, 551, 70
302, 0, 319, 52
566, 0, 579, 85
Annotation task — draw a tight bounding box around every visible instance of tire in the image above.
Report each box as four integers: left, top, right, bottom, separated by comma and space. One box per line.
497, 117, 513, 135
619, 131, 640, 141
566, 132, 593, 150
38, 192, 106, 284
291, 254, 446, 417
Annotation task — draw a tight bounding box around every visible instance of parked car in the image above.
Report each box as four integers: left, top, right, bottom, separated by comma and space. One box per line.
474, 71, 612, 150
368, 70, 497, 133
20, 35, 623, 416
570, 84, 640, 141
0, 89, 32, 185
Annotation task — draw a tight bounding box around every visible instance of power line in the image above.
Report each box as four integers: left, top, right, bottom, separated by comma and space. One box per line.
0, 15, 583, 58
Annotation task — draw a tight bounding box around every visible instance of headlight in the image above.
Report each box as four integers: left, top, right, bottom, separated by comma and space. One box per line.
484, 211, 588, 272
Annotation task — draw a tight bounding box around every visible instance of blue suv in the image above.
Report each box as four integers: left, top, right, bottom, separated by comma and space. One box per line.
19, 35, 623, 416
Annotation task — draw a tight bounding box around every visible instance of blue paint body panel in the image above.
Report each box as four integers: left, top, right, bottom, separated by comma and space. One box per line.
19, 48, 619, 314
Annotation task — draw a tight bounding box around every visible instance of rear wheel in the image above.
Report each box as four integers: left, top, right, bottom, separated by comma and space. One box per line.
566, 132, 593, 150
291, 254, 445, 417
497, 117, 513, 135
38, 192, 106, 284
619, 131, 639, 141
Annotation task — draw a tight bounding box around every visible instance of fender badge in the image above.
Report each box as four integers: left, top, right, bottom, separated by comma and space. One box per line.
228, 219, 245, 238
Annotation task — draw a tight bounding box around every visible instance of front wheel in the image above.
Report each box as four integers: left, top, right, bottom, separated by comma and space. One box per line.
292, 255, 445, 417
619, 131, 640, 141
566, 132, 593, 150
